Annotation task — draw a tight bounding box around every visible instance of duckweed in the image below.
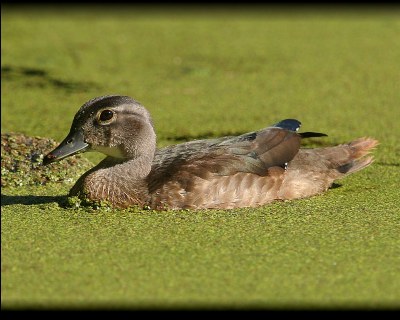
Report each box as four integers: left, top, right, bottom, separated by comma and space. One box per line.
66, 195, 114, 211
1, 132, 93, 187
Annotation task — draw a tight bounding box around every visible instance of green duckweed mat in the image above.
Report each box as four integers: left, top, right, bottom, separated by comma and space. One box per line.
1, 5, 399, 310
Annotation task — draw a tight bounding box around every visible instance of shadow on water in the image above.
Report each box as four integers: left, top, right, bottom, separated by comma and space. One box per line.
1, 184, 343, 207
1, 194, 67, 207
1, 65, 99, 92
330, 183, 342, 189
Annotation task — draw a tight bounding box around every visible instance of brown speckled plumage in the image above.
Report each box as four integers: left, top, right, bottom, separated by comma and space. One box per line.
43, 95, 378, 210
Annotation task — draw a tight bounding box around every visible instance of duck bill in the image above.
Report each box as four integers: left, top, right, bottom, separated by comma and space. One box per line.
43, 129, 89, 165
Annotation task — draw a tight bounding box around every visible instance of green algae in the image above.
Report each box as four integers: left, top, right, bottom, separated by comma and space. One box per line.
1, 132, 93, 187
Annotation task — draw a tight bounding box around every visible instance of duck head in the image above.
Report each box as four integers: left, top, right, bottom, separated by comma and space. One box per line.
43, 95, 156, 165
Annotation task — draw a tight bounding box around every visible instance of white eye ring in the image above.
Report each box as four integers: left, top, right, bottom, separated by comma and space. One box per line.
97, 109, 115, 125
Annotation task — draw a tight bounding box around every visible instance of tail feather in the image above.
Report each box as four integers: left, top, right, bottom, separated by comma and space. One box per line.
348, 137, 379, 159
337, 137, 379, 175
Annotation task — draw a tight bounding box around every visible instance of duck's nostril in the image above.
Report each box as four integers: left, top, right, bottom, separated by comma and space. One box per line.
67, 138, 73, 144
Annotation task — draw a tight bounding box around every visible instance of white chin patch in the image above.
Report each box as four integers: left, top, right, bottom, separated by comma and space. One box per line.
92, 145, 125, 159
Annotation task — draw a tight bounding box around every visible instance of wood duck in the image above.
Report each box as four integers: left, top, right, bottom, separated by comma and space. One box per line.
43, 95, 378, 210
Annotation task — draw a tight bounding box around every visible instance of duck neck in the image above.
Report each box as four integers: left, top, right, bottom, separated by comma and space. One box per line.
99, 153, 154, 181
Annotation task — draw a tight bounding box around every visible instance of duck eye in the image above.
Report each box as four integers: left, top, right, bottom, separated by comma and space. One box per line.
98, 109, 114, 123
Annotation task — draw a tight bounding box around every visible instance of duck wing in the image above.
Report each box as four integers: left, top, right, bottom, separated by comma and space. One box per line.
148, 124, 302, 191
151, 118, 325, 176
